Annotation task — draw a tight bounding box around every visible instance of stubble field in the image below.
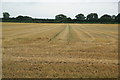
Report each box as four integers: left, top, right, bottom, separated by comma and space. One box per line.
2, 23, 118, 78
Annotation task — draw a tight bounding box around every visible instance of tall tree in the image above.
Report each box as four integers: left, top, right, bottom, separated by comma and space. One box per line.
100, 14, 113, 22
87, 13, 98, 21
115, 13, 120, 23
3, 12, 10, 19
111, 15, 116, 19
16, 15, 24, 20
75, 14, 85, 20
55, 14, 67, 20
16, 15, 33, 22
55, 14, 67, 22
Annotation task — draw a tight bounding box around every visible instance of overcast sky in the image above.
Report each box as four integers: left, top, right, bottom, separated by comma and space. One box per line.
1, 0, 120, 19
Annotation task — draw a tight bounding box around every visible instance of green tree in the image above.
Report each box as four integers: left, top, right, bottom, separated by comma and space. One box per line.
3, 12, 10, 19
16, 15, 24, 20
16, 15, 33, 22
115, 13, 120, 23
63, 17, 72, 23
87, 13, 98, 21
100, 14, 113, 22
75, 13, 85, 20
111, 15, 116, 19
55, 14, 67, 22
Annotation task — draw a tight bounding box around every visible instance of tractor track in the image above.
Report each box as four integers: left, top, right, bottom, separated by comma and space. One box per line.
48, 25, 66, 42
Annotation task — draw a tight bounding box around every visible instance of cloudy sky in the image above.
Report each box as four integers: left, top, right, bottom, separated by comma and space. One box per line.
1, 0, 120, 19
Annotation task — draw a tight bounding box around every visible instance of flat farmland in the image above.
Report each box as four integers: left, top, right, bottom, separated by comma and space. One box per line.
2, 23, 118, 78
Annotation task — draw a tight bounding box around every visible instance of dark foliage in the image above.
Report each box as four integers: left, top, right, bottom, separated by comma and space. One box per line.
1, 12, 119, 23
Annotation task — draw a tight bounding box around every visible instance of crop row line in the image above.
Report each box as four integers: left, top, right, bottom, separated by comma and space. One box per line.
48, 26, 66, 42
79, 26, 117, 43
67, 25, 73, 44
76, 26, 95, 42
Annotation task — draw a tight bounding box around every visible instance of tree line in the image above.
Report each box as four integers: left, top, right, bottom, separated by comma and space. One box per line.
1, 12, 120, 23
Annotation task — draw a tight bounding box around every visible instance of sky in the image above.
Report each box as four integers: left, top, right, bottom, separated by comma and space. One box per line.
1, 0, 120, 19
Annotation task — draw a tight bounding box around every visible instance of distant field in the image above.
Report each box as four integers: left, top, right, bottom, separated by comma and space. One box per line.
2, 23, 118, 78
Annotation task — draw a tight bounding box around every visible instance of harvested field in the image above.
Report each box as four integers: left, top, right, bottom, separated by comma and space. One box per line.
2, 23, 118, 78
